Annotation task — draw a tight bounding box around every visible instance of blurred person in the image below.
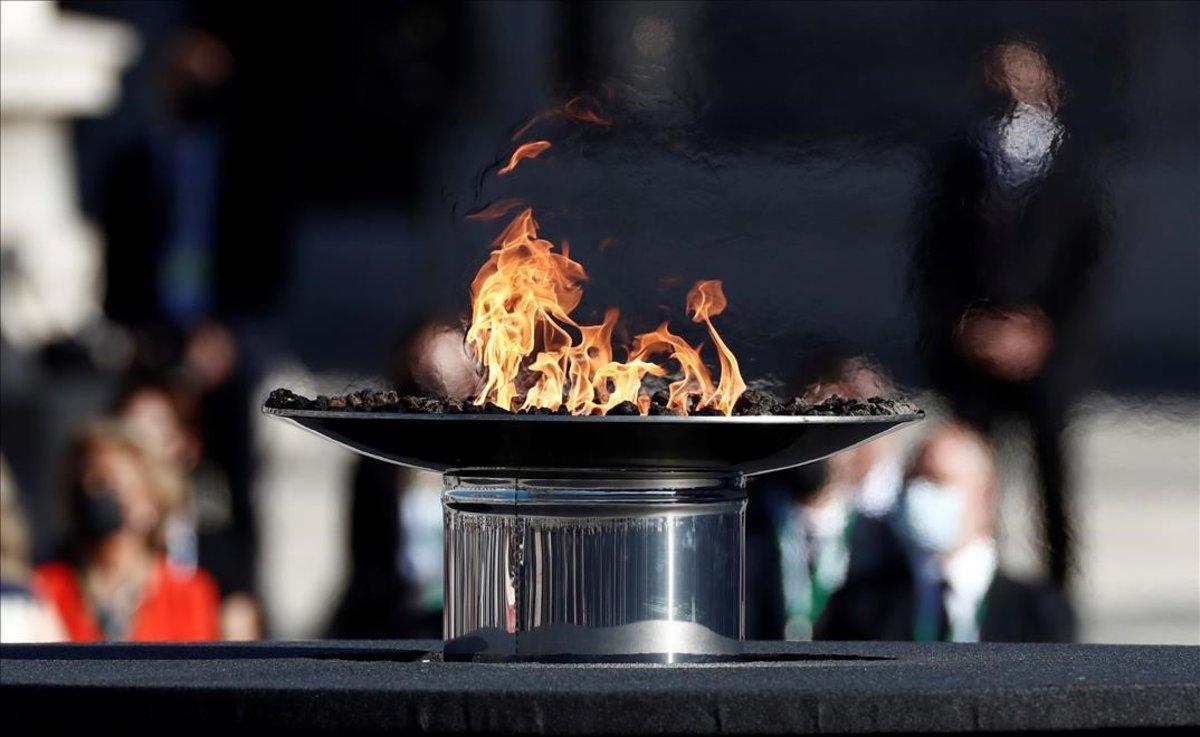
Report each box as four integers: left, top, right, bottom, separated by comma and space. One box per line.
911, 39, 1108, 588
116, 375, 261, 639
815, 422, 1075, 642
326, 318, 478, 638
179, 322, 261, 637
742, 480, 788, 639
95, 18, 271, 519
98, 29, 239, 335
325, 463, 444, 639
758, 355, 907, 640
90, 17, 266, 631
1, 458, 66, 643
33, 422, 220, 641
803, 356, 907, 521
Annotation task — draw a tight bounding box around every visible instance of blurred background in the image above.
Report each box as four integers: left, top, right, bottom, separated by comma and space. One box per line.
0, 0, 1196, 644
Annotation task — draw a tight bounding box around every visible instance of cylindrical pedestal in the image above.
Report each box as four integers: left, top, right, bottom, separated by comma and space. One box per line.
442, 474, 746, 662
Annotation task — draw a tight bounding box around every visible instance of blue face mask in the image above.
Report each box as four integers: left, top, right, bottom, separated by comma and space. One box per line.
901, 479, 965, 554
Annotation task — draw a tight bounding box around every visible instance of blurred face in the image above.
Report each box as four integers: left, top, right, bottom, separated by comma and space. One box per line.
411, 326, 480, 398
901, 429, 996, 554
993, 43, 1059, 111
823, 440, 883, 492
82, 441, 161, 539
806, 362, 893, 493
184, 322, 238, 390
121, 389, 199, 470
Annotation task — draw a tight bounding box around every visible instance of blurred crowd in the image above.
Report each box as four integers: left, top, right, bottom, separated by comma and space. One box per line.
1, 331, 259, 642
0, 2, 1169, 648
743, 354, 1075, 642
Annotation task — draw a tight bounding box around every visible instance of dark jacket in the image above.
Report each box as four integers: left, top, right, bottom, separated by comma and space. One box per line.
814, 560, 1076, 643
911, 128, 1108, 398
325, 459, 440, 639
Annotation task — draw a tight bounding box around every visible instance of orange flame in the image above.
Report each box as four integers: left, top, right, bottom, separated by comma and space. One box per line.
686, 280, 746, 414
466, 208, 744, 415
563, 96, 612, 127
512, 96, 612, 141
465, 197, 525, 221
628, 323, 716, 414
497, 141, 552, 176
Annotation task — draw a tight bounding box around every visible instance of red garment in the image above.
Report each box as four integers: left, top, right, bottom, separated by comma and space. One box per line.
34, 557, 220, 642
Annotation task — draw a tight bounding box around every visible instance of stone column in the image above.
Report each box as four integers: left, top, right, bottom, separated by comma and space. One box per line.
0, 1, 137, 348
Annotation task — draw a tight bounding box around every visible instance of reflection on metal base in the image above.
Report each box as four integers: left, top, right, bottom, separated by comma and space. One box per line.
443, 474, 746, 662
443, 621, 742, 663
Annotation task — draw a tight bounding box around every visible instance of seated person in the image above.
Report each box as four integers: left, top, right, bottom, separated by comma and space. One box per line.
326, 317, 475, 639
1, 458, 65, 643
34, 422, 220, 641
117, 377, 261, 639
750, 355, 906, 640
815, 422, 1075, 642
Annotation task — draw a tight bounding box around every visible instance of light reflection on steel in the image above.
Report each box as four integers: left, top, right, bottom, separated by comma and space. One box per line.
442, 475, 745, 661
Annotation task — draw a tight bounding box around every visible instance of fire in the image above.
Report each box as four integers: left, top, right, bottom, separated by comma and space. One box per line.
628, 323, 715, 414
497, 141, 551, 176
686, 280, 747, 414
511, 96, 611, 140
465, 197, 525, 221
465, 207, 745, 416
562, 96, 612, 127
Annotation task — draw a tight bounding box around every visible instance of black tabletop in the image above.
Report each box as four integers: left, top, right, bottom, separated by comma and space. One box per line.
2, 639, 1197, 733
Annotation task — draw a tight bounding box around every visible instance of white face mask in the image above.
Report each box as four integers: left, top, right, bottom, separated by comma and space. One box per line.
901, 478, 965, 554
982, 102, 1063, 189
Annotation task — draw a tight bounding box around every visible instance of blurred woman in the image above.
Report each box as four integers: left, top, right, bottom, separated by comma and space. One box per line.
1, 458, 66, 643
116, 377, 262, 639
34, 422, 220, 641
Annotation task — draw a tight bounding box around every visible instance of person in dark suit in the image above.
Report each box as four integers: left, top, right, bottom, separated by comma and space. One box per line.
326, 318, 477, 639
911, 40, 1108, 590
816, 422, 1075, 643
325, 460, 443, 639
747, 355, 908, 641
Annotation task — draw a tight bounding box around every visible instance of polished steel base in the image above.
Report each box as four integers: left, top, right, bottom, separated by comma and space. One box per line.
442, 473, 746, 662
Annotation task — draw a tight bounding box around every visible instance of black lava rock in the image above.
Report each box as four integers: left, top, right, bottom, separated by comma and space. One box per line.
266, 389, 312, 410
732, 389, 781, 416
607, 401, 640, 416
264, 387, 921, 418
780, 398, 811, 415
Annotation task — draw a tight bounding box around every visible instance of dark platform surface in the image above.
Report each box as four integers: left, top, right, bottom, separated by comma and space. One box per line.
2, 640, 1197, 733
264, 407, 922, 477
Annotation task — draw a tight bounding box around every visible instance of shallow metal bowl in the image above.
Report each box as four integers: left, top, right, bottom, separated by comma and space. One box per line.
263, 406, 923, 477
